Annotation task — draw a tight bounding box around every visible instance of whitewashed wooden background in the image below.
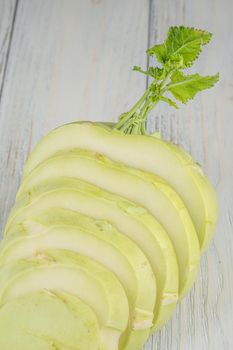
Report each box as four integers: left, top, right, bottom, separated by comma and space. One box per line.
0, 0, 232, 349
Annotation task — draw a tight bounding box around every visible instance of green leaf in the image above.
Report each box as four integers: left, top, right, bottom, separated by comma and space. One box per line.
147, 44, 167, 64
147, 26, 212, 67
166, 71, 219, 103
133, 66, 163, 79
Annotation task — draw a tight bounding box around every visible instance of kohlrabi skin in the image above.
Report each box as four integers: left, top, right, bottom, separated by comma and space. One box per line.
0, 26, 219, 350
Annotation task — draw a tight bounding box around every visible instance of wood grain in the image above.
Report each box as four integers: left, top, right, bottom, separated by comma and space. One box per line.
0, 0, 17, 95
0, 0, 232, 349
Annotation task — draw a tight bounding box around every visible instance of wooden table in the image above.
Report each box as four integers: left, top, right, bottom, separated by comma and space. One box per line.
0, 1, 232, 349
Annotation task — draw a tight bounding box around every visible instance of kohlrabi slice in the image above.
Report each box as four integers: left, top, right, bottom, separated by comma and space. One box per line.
0, 249, 129, 350
1, 208, 156, 350
5, 177, 179, 331
21, 122, 217, 251
0, 290, 101, 350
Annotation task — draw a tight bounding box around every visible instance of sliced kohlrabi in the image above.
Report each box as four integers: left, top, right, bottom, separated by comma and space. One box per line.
0, 249, 129, 350
1, 208, 156, 350
5, 177, 179, 331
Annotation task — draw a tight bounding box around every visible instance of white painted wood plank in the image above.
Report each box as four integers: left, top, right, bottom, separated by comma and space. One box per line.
0, 0, 149, 234
0, 0, 17, 90
0, 0, 18, 234
145, 0, 233, 349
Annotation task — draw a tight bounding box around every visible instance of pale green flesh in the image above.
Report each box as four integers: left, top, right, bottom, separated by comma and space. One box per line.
1, 212, 156, 350
0, 250, 129, 350
5, 177, 179, 330
17, 149, 200, 299
0, 291, 101, 350
22, 122, 217, 251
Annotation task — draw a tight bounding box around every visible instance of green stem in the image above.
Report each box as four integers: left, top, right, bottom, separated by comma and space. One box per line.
147, 98, 159, 114
141, 119, 147, 135
120, 117, 134, 133
114, 68, 174, 135
140, 99, 150, 119
131, 123, 140, 134
114, 89, 150, 131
